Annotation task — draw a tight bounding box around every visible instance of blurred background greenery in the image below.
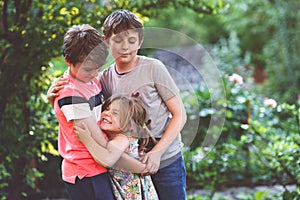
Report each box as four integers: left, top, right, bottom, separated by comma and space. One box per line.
1, 0, 299, 199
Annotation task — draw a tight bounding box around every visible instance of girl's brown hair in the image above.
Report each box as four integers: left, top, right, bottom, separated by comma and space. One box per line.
102, 94, 156, 152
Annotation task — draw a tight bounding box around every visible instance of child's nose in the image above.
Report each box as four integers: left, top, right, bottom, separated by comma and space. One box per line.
121, 41, 129, 50
103, 110, 111, 116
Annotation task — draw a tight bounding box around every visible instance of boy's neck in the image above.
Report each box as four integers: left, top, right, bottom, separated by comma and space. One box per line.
68, 69, 93, 84
115, 56, 140, 74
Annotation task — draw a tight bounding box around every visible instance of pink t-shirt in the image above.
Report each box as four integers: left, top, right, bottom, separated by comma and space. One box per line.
54, 71, 106, 184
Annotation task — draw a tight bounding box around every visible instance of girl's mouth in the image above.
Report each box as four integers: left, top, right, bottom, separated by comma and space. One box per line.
102, 118, 111, 124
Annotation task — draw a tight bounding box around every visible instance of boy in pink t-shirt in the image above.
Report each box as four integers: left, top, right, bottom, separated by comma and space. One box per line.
53, 24, 114, 200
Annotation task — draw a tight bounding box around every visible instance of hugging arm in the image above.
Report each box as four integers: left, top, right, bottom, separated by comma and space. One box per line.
74, 122, 147, 173
115, 153, 147, 173
73, 117, 108, 148
141, 94, 187, 174
74, 122, 128, 168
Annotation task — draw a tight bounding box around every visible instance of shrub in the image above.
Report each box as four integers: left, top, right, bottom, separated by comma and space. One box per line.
184, 73, 300, 196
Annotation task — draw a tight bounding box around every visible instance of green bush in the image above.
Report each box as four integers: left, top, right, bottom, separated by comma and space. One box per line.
184, 73, 300, 196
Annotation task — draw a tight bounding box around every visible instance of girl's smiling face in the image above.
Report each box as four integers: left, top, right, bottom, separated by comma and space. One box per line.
99, 100, 122, 135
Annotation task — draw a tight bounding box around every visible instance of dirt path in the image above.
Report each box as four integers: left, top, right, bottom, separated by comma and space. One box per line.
187, 185, 296, 199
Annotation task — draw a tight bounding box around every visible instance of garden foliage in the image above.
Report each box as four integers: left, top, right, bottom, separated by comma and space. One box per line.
183, 73, 300, 198
1, 0, 299, 199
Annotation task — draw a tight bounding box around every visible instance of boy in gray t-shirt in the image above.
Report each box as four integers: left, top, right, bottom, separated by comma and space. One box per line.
101, 10, 187, 200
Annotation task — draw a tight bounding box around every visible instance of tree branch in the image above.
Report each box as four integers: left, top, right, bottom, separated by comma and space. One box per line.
2, 0, 9, 32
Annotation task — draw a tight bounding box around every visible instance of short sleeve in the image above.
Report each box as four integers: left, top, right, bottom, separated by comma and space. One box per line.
58, 96, 92, 122
153, 60, 180, 101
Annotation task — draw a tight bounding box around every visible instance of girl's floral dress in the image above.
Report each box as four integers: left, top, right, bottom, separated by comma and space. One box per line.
109, 137, 158, 200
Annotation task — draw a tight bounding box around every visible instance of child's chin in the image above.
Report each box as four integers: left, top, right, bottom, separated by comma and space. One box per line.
99, 125, 108, 131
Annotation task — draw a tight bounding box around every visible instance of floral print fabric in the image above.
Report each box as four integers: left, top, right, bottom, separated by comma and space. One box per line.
109, 137, 158, 200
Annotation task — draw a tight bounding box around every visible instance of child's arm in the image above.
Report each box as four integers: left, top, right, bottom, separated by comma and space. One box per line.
74, 123, 147, 173
153, 94, 186, 153
142, 94, 187, 173
74, 117, 108, 148
74, 122, 129, 168
115, 154, 147, 173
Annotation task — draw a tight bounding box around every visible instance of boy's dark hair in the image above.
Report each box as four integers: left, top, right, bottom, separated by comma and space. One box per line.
63, 24, 108, 66
103, 9, 144, 43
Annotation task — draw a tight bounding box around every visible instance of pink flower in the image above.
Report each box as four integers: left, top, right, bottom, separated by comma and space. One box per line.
264, 98, 277, 108
229, 73, 243, 85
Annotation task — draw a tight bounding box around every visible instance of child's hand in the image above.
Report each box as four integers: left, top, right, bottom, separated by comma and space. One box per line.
47, 77, 69, 106
141, 165, 150, 176
74, 122, 92, 142
140, 150, 161, 175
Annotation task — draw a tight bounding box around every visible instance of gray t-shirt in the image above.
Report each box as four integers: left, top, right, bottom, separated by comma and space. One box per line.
99, 56, 183, 166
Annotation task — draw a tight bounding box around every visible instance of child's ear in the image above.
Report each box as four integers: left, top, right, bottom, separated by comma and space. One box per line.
138, 39, 144, 49
64, 57, 72, 67
103, 35, 109, 46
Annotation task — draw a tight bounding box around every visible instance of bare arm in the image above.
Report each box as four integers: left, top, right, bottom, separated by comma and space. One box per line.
74, 123, 128, 168
115, 154, 147, 173
142, 94, 187, 173
74, 122, 147, 173
74, 117, 108, 148
152, 94, 186, 153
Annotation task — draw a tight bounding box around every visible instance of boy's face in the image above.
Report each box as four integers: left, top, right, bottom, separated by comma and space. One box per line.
108, 29, 141, 65
99, 100, 122, 134
69, 61, 101, 83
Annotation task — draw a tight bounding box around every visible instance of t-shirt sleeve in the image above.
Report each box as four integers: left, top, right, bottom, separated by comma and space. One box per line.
153, 60, 180, 101
58, 96, 92, 122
